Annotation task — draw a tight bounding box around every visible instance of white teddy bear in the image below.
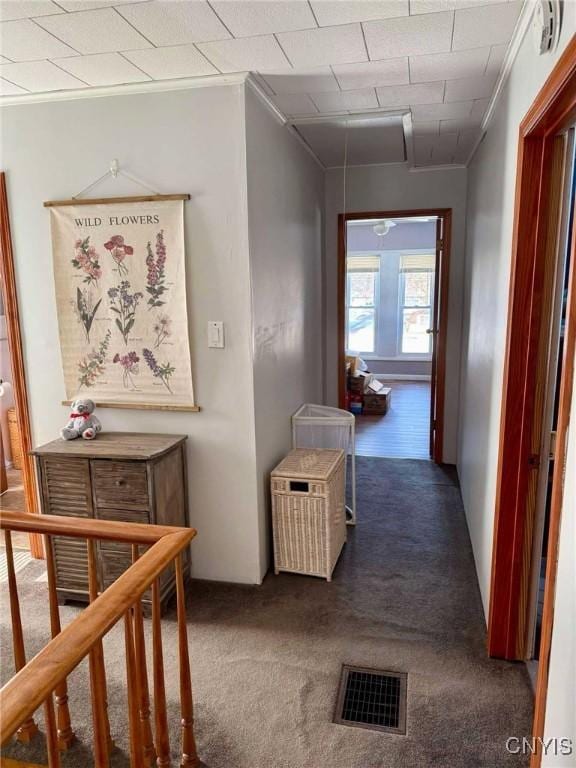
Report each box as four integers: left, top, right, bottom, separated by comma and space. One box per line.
61, 398, 102, 441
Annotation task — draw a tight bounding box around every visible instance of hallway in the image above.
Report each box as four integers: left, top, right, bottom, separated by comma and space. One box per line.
1, 457, 533, 768
355, 381, 431, 459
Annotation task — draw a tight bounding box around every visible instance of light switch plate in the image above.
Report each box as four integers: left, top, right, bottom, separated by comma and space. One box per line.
208, 320, 224, 348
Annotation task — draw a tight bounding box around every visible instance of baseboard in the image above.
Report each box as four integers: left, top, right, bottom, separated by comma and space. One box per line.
373, 374, 431, 382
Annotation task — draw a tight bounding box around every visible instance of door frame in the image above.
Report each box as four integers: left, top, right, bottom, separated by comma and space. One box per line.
0, 172, 42, 557
337, 208, 451, 464
486, 34, 576, 768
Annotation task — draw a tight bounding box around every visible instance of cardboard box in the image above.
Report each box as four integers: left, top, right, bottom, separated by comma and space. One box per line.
363, 387, 392, 415
348, 371, 374, 395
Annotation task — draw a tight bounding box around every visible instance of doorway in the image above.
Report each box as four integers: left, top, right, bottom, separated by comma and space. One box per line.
338, 209, 451, 463
0, 172, 41, 556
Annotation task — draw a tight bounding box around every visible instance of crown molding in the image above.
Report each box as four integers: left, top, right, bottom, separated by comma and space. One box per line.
0, 71, 249, 107
466, 0, 536, 165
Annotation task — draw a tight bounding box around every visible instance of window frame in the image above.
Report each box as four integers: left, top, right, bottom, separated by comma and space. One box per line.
397, 262, 435, 358
345, 254, 381, 356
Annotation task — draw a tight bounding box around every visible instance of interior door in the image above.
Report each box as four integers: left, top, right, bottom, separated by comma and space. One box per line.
429, 217, 443, 459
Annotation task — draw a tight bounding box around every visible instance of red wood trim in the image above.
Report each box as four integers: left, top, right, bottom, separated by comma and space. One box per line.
489, 35, 576, 661
0, 173, 42, 558
336, 208, 451, 464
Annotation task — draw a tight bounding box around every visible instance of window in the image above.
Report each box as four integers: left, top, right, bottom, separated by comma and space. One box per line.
346, 255, 380, 354
398, 254, 435, 355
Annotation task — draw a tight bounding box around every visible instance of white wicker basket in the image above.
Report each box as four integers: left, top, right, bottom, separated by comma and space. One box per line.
271, 448, 346, 581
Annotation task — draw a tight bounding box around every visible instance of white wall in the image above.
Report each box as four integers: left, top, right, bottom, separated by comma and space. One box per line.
0, 85, 263, 584
457, 11, 576, 757
324, 164, 468, 464
244, 86, 324, 579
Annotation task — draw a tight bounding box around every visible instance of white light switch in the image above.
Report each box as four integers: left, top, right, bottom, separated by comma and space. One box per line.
208, 321, 224, 348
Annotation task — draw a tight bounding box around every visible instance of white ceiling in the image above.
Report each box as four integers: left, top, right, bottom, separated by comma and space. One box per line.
0, 0, 524, 168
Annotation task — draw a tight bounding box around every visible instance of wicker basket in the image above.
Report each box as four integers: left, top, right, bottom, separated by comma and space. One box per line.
271, 448, 346, 582
7, 408, 23, 470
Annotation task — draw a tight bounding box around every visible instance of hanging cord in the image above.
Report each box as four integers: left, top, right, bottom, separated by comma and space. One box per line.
342, 119, 349, 220
72, 159, 161, 199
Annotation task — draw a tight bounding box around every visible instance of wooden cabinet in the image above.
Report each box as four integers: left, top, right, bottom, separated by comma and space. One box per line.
32, 432, 189, 614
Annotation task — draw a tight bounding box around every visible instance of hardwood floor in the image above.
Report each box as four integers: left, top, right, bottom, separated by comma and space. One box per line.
0, 468, 26, 514
354, 380, 431, 459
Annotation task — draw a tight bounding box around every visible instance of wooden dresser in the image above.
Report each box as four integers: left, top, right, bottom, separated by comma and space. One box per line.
31, 432, 189, 614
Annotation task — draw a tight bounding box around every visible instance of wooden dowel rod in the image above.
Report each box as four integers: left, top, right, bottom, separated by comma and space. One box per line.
44, 535, 74, 750
5, 530, 39, 744
88, 540, 112, 765
152, 578, 171, 767
125, 610, 145, 768
131, 545, 156, 767
43, 194, 190, 207
176, 554, 199, 768
44, 693, 61, 768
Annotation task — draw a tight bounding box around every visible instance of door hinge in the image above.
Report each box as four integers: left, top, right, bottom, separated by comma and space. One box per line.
436, 239, 444, 249
528, 454, 540, 469
549, 430, 557, 459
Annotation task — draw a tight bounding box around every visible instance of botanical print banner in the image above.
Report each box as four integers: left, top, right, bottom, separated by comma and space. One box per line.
49, 199, 195, 409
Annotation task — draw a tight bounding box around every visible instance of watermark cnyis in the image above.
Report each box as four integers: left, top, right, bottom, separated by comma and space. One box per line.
506, 737, 574, 757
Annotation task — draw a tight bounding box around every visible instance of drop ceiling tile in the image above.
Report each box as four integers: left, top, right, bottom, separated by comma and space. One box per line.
276, 23, 367, 68
197, 35, 290, 73
364, 11, 453, 60
0, 0, 63, 21
36, 8, 152, 55
311, 88, 378, 112
445, 74, 497, 102
310, 0, 408, 26
123, 44, 218, 79
452, 1, 522, 51
0, 60, 86, 91
439, 116, 481, 132
413, 136, 432, 164
117, 1, 230, 46
470, 97, 490, 119
409, 47, 490, 83
411, 120, 439, 135
411, 100, 472, 120
53, 52, 150, 86
0, 18, 78, 61
485, 43, 508, 75
377, 80, 443, 107
273, 92, 318, 116
410, 0, 509, 12
56, 0, 146, 9
0, 76, 27, 94
0, 55, 11, 63
333, 57, 408, 90
211, 1, 316, 37
262, 67, 339, 94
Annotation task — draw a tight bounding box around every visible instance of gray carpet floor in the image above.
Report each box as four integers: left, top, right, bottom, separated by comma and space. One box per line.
1, 457, 533, 768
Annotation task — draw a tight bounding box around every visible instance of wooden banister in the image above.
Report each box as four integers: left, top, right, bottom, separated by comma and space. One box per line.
0, 528, 195, 744
0, 510, 193, 544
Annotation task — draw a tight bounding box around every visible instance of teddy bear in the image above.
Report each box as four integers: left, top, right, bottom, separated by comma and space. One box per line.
61, 398, 102, 441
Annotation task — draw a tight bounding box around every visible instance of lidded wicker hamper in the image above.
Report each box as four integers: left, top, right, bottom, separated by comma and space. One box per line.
271, 448, 346, 582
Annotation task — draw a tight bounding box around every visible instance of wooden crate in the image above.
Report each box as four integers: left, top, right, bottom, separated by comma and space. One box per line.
363, 388, 392, 415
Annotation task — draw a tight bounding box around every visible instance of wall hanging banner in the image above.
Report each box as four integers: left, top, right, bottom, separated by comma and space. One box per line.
49, 199, 195, 410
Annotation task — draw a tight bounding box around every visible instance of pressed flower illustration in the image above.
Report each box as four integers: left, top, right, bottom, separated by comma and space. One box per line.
73, 287, 102, 343
72, 237, 102, 285
153, 314, 172, 348
78, 329, 111, 389
143, 348, 175, 393
113, 350, 139, 390
108, 281, 143, 345
104, 234, 133, 277
145, 230, 167, 309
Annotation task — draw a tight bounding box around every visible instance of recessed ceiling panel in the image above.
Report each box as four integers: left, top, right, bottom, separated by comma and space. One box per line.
295, 116, 405, 168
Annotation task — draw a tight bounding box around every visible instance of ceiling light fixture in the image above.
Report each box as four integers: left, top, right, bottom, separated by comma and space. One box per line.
373, 221, 397, 237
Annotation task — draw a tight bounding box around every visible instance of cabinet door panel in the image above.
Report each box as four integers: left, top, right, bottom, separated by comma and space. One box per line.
92, 460, 149, 510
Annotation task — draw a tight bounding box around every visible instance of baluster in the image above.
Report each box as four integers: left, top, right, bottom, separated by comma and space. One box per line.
44, 535, 75, 750
5, 529, 39, 743
44, 692, 61, 768
153, 577, 171, 767
87, 540, 111, 766
125, 609, 145, 768
131, 544, 156, 767
175, 553, 200, 768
